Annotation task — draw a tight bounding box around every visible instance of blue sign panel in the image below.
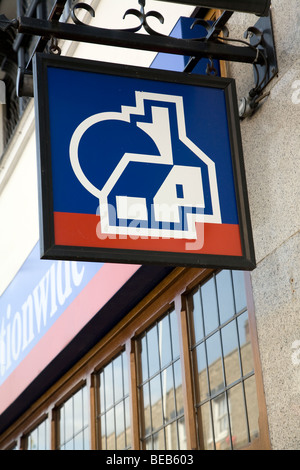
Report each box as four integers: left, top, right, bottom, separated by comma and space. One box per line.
33, 54, 255, 269
151, 16, 221, 75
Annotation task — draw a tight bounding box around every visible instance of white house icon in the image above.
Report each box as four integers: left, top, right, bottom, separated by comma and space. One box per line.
70, 92, 221, 240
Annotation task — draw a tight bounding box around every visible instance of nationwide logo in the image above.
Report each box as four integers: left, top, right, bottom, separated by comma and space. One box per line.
44, 61, 244, 260
69, 92, 221, 245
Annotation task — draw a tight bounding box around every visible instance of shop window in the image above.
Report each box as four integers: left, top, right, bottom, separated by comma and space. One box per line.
137, 309, 186, 450
57, 385, 89, 450
0, 269, 269, 451
187, 270, 260, 450
25, 417, 50, 450
97, 350, 131, 450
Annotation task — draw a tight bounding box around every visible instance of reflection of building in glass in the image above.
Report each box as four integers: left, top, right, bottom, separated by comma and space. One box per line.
138, 309, 186, 450
196, 321, 259, 450
187, 270, 260, 450
21, 271, 260, 451
98, 303, 259, 451
58, 386, 89, 450
97, 351, 131, 451
25, 418, 50, 451
135, 317, 258, 451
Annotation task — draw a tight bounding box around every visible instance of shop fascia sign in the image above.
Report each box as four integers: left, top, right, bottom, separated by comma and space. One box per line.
33, 53, 255, 270
0, 243, 101, 387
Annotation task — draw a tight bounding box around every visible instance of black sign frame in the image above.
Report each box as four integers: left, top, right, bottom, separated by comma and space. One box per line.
33, 53, 255, 270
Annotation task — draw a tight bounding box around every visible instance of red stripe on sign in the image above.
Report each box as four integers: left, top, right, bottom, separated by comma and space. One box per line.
54, 212, 242, 256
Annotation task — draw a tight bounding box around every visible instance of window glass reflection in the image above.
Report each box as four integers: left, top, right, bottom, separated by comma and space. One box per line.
245, 376, 259, 441
206, 332, 224, 394
147, 326, 160, 377
216, 270, 235, 324
162, 366, 176, 423
138, 309, 186, 450
58, 386, 89, 450
190, 290, 204, 344
170, 310, 180, 359
141, 335, 149, 383
104, 362, 113, 410
150, 374, 163, 432
27, 419, 50, 450
222, 321, 241, 385
212, 393, 230, 450
98, 350, 131, 450
194, 342, 209, 403
116, 401, 125, 449
201, 277, 219, 334
159, 315, 172, 369
198, 402, 212, 450
232, 271, 247, 313
188, 270, 259, 450
238, 311, 254, 375
114, 354, 124, 403
228, 383, 248, 449
173, 359, 184, 415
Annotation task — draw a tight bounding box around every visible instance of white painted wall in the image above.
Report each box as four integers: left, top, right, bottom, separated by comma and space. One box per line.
0, 102, 37, 295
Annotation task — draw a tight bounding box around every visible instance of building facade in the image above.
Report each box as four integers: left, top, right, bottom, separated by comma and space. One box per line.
0, 0, 299, 451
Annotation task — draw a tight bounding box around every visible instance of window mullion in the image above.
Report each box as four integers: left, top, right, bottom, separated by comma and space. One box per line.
89, 373, 98, 450
50, 407, 57, 450
127, 339, 140, 450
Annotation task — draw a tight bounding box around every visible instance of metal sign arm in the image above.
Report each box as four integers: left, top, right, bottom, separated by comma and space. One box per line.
0, 0, 277, 110
152, 0, 271, 17
15, 16, 263, 65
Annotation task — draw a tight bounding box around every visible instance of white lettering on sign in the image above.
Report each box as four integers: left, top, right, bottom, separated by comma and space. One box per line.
0, 261, 85, 378
70, 92, 221, 241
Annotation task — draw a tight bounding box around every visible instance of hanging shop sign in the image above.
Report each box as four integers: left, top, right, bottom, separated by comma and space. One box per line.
33, 53, 255, 270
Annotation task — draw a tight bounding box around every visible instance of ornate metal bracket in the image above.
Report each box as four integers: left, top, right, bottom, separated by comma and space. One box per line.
0, 0, 277, 116
122, 0, 165, 36
71, 0, 165, 35
239, 12, 278, 118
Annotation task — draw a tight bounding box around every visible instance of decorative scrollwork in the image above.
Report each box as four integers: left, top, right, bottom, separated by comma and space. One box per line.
0, 14, 19, 33
49, 36, 62, 55
244, 26, 263, 48
206, 57, 218, 76
123, 0, 165, 36
71, 2, 95, 26
71, 0, 165, 36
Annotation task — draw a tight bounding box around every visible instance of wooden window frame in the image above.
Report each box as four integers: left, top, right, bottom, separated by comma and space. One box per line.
54, 380, 89, 450
134, 306, 186, 450
94, 349, 131, 450
22, 413, 50, 450
0, 267, 270, 451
